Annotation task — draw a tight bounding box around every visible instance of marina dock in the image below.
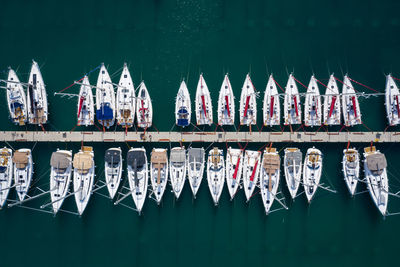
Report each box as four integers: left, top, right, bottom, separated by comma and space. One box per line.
1, 131, 399, 143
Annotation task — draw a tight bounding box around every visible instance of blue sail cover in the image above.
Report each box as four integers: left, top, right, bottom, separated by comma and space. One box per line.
177, 107, 189, 126
10, 102, 23, 111
96, 103, 114, 120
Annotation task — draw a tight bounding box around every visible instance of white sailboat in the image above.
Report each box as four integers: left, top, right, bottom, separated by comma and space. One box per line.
225, 147, 243, 200
195, 74, 213, 125
303, 147, 323, 203
363, 146, 388, 216
323, 75, 341, 125
284, 74, 302, 125
6, 68, 27, 126
207, 147, 225, 206
217, 74, 235, 125
13, 149, 33, 201
284, 148, 302, 199
187, 147, 205, 198
385, 74, 400, 126
104, 148, 122, 199
240, 74, 257, 125
260, 148, 281, 214
342, 148, 359, 196
263, 74, 280, 126
127, 147, 148, 214
116, 63, 135, 128
150, 148, 168, 204
136, 81, 153, 129
175, 81, 191, 127
49, 150, 72, 214
73, 146, 95, 216
342, 75, 361, 126
0, 148, 13, 208
77, 76, 94, 126
27, 60, 48, 125
169, 147, 186, 199
96, 63, 115, 128
243, 150, 261, 201
304, 75, 322, 127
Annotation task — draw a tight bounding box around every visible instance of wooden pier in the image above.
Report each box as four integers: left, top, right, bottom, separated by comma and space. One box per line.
0, 131, 399, 143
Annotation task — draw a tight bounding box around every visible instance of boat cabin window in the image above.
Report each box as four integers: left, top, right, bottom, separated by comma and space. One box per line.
270, 86, 273, 89
290, 85, 293, 88
102, 71, 105, 74
124, 75, 127, 78
225, 86, 228, 89
331, 86, 334, 88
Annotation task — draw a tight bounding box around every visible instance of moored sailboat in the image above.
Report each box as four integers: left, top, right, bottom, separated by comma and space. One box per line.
13, 149, 33, 201
243, 150, 261, 202
218, 74, 235, 125
169, 147, 186, 199
284, 148, 302, 199
304, 75, 321, 127
225, 147, 243, 200
342, 75, 361, 126
136, 81, 153, 129
6, 68, 27, 126
263, 74, 280, 126
49, 150, 72, 214
175, 81, 191, 127
116, 63, 135, 128
187, 147, 205, 198
323, 75, 341, 125
385, 74, 400, 126
0, 148, 13, 208
303, 147, 323, 203
27, 60, 48, 125
77, 76, 94, 126
150, 148, 168, 204
195, 74, 213, 125
104, 148, 122, 199
96, 63, 115, 128
342, 148, 359, 196
260, 148, 281, 214
284, 74, 302, 125
240, 74, 257, 125
127, 147, 148, 214
207, 147, 225, 206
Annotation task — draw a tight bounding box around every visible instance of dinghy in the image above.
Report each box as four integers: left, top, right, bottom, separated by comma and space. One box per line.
170, 147, 186, 199
225, 147, 243, 200
49, 150, 72, 214
323, 75, 341, 125
303, 147, 323, 203
342, 75, 361, 126
0, 148, 13, 208
13, 149, 33, 202
385, 74, 400, 126
116, 63, 135, 128
6, 68, 27, 126
207, 147, 225, 206
127, 148, 148, 214
284, 74, 302, 125
218, 74, 235, 125
195, 74, 213, 125
150, 148, 168, 204
96, 63, 115, 128
284, 148, 302, 199
342, 148, 359, 196
27, 60, 48, 125
260, 148, 281, 214
136, 81, 153, 128
73, 146, 95, 215
240, 74, 257, 125
243, 150, 261, 201
263, 74, 280, 126
104, 148, 122, 199
77, 76, 94, 126
175, 81, 191, 127
187, 147, 205, 198
363, 146, 388, 216
304, 75, 321, 127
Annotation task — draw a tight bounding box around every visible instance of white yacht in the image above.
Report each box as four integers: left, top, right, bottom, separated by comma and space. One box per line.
217, 74, 235, 125
240, 74, 257, 125
385, 74, 400, 126
303, 147, 323, 203
150, 148, 168, 204
263, 74, 280, 126
323, 75, 341, 125
260, 148, 281, 214
49, 150, 72, 214
127, 148, 148, 214
195, 74, 213, 125
77, 76, 94, 126
342, 75, 361, 126
187, 147, 205, 198
116, 63, 135, 128
207, 147, 225, 206
243, 150, 261, 202
342, 148, 359, 196
304, 75, 321, 127
225, 147, 243, 200
13, 149, 33, 201
0, 148, 13, 208
136, 81, 153, 128
284, 148, 302, 199
27, 60, 48, 125
96, 63, 115, 128
104, 148, 122, 199
169, 147, 186, 199
6, 68, 27, 126
284, 74, 301, 125
175, 81, 191, 127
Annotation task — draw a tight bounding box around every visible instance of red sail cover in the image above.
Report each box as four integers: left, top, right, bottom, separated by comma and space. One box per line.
243, 95, 251, 117
232, 154, 241, 179
269, 96, 274, 118
328, 96, 336, 119
351, 96, 358, 118
396, 95, 400, 116
77, 96, 84, 119
201, 95, 207, 117
250, 159, 258, 182
293, 96, 299, 117
225, 95, 231, 118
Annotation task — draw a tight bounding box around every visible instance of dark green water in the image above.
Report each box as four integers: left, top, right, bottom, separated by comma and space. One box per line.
1, 0, 400, 266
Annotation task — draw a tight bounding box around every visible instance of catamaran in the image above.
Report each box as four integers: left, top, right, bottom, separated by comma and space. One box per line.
263, 74, 280, 126
150, 148, 168, 204
240, 74, 257, 125
284, 148, 302, 199
96, 63, 115, 128
195, 74, 213, 125
127, 148, 148, 214
49, 149, 72, 214
169, 147, 186, 199
363, 146, 388, 216
260, 148, 281, 214
284, 74, 302, 125
207, 147, 225, 206
385, 74, 400, 126
187, 147, 205, 198
175, 81, 191, 127
304, 75, 321, 127
136, 81, 153, 128
225, 147, 243, 200
27, 60, 48, 125
342, 148, 359, 196
323, 75, 341, 125
243, 150, 261, 202
116, 63, 135, 128
6, 68, 27, 126
13, 149, 33, 201
73, 146, 95, 216
0, 148, 13, 208
218, 74, 235, 125
77, 76, 94, 126
342, 75, 361, 126
104, 148, 122, 199
303, 147, 323, 203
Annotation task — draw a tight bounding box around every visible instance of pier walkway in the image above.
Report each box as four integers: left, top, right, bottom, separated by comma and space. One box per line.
0, 131, 399, 143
